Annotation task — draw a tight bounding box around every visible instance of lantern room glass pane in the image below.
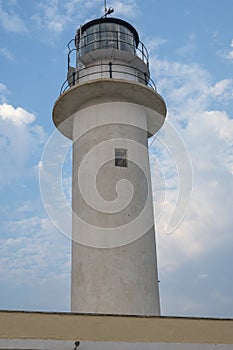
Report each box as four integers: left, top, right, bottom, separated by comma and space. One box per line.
85, 24, 99, 53
100, 22, 118, 49
78, 22, 136, 56
119, 25, 135, 53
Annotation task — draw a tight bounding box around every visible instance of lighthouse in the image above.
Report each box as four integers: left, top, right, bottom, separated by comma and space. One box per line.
52, 13, 166, 315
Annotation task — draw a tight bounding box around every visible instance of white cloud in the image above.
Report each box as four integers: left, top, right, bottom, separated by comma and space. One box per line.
176, 33, 196, 57
220, 39, 233, 63
0, 213, 70, 310
31, 0, 68, 36
204, 110, 233, 145
0, 100, 46, 187
0, 117, 71, 310
149, 56, 233, 277
146, 37, 167, 53
16, 200, 34, 214
31, 0, 139, 41
31, 0, 93, 40
0, 47, 14, 61
226, 50, 233, 61
208, 79, 233, 100
0, 83, 11, 103
64, 0, 94, 17
150, 57, 212, 113
0, 1, 27, 33
0, 103, 35, 125
111, 0, 139, 18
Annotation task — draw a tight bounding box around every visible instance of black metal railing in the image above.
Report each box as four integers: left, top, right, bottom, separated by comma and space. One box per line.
60, 61, 156, 95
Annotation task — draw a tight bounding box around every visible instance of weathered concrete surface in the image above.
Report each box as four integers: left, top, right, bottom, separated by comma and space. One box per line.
52, 79, 166, 139
71, 102, 160, 315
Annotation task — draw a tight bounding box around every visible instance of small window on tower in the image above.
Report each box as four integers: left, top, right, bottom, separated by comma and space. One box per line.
115, 148, 128, 167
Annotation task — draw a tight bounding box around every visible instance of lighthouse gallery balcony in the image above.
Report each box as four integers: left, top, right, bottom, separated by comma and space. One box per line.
60, 17, 156, 94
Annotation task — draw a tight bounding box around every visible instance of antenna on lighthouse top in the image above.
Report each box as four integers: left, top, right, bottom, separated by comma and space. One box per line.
103, 0, 114, 17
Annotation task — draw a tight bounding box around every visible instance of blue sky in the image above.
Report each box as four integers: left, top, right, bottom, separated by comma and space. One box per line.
0, 0, 233, 317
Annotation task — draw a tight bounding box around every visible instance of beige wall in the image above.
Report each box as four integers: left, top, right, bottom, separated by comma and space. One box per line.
0, 311, 233, 345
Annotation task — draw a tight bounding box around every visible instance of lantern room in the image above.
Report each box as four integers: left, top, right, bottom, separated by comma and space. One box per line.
65, 17, 155, 91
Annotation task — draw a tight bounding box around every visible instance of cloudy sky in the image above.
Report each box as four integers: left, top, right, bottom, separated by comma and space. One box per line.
0, 0, 233, 317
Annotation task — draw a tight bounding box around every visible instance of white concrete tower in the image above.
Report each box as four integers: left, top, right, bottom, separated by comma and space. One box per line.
53, 15, 166, 315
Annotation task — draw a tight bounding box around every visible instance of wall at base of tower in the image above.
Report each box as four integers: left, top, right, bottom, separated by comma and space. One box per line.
71, 228, 160, 315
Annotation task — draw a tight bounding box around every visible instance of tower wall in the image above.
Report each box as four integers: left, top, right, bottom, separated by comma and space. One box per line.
71, 101, 160, 315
